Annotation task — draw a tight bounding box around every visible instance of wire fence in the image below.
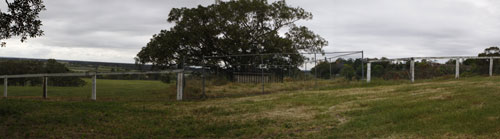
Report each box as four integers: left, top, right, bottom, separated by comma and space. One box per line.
367, 56, 500, 83
0, 70, 184, 101
195, 51, 365, 99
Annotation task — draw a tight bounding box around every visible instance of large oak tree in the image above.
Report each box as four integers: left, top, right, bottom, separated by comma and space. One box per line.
136, 0, 327, 70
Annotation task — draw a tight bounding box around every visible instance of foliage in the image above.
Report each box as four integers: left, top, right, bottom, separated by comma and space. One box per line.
0, 0, 45, 43
382, 70, 408, 80
463, 46, 500, 74
340, 64, 355, 80
310, 61, 331, 79
160, 73, 174, 84
372, 65, 384, 77
210, 77, 229, 86
136, 0, 327, 70
309, 58, 362, 80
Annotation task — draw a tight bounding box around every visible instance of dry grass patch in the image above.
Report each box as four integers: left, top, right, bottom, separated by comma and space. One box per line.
264, 106, 315, 119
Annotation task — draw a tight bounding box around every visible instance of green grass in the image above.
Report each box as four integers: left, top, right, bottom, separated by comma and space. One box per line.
2, 77, 500, 138
1, 79, 174, 101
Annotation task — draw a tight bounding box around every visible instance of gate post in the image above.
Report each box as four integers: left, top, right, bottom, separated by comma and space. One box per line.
490, 58, 494, 77
91, 73, 97, 101
367, 62, 371, 83
410, 59, 415, 83
176, 72, 184, 101
43, 77, 48, 99
455, 59, 460, 79
3, 77, 7, 98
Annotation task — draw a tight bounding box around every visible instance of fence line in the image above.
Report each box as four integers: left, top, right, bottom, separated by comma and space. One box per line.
1, 69, 185, 101
367, 56, 500, 83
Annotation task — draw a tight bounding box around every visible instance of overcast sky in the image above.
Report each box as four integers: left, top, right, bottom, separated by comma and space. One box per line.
1, 0, 500, 63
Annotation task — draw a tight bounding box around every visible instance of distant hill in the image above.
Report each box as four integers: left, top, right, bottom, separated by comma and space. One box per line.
0, 57, 152, 72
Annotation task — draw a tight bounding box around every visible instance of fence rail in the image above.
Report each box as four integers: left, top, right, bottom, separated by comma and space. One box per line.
368, 56, 500, 63
0, 69, 184, 78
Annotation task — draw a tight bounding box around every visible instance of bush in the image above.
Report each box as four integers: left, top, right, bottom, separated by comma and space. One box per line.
176, 78, 203, 100
383, 70, 409, 80
340, 64, 356, 81
283, 77, 294, 82
160, 73, 174, 83
373, 65, 384, 77
210, 77, 229, 86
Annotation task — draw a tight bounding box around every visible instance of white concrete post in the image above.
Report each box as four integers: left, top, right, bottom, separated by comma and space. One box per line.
490, 58, 494, 77
91, 74, 96, 101
455, 59, 460, 79
176, 72, 184, 101
367, 62, 371, 83
410, 60, 415, 83
3, 78, 7, 98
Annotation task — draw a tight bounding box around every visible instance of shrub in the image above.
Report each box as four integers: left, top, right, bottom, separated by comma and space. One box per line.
340, 64, 356, 80
182, 79, 203, 99
373, 65, 384, 77
210, 77, 229, 86
383, 70, 409, 80
160, 73, 174, 83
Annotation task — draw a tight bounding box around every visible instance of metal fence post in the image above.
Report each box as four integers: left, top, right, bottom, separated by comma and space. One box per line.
202, 56, 206, 98
367, 62, 371, 83
3, 78, 7, 98
43, 77, 48, 99
329, 58, 332, 79
304, 62, 307, 82
91, 73, 97, 101
261, 55, 264, 94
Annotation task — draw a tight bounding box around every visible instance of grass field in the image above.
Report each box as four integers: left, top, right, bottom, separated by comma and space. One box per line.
1, 76, 500, 138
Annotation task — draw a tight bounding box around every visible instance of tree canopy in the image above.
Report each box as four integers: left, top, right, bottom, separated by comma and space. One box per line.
136, 0, 327, 70
0, 0, 45, 44
479, 46, 500, 57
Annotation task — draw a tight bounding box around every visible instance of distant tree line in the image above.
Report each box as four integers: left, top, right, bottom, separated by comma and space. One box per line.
0, 59, 86, 87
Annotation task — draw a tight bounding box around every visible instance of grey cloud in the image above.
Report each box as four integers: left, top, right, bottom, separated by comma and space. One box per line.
36, 0, 212, 50
294, 0, 500, 58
